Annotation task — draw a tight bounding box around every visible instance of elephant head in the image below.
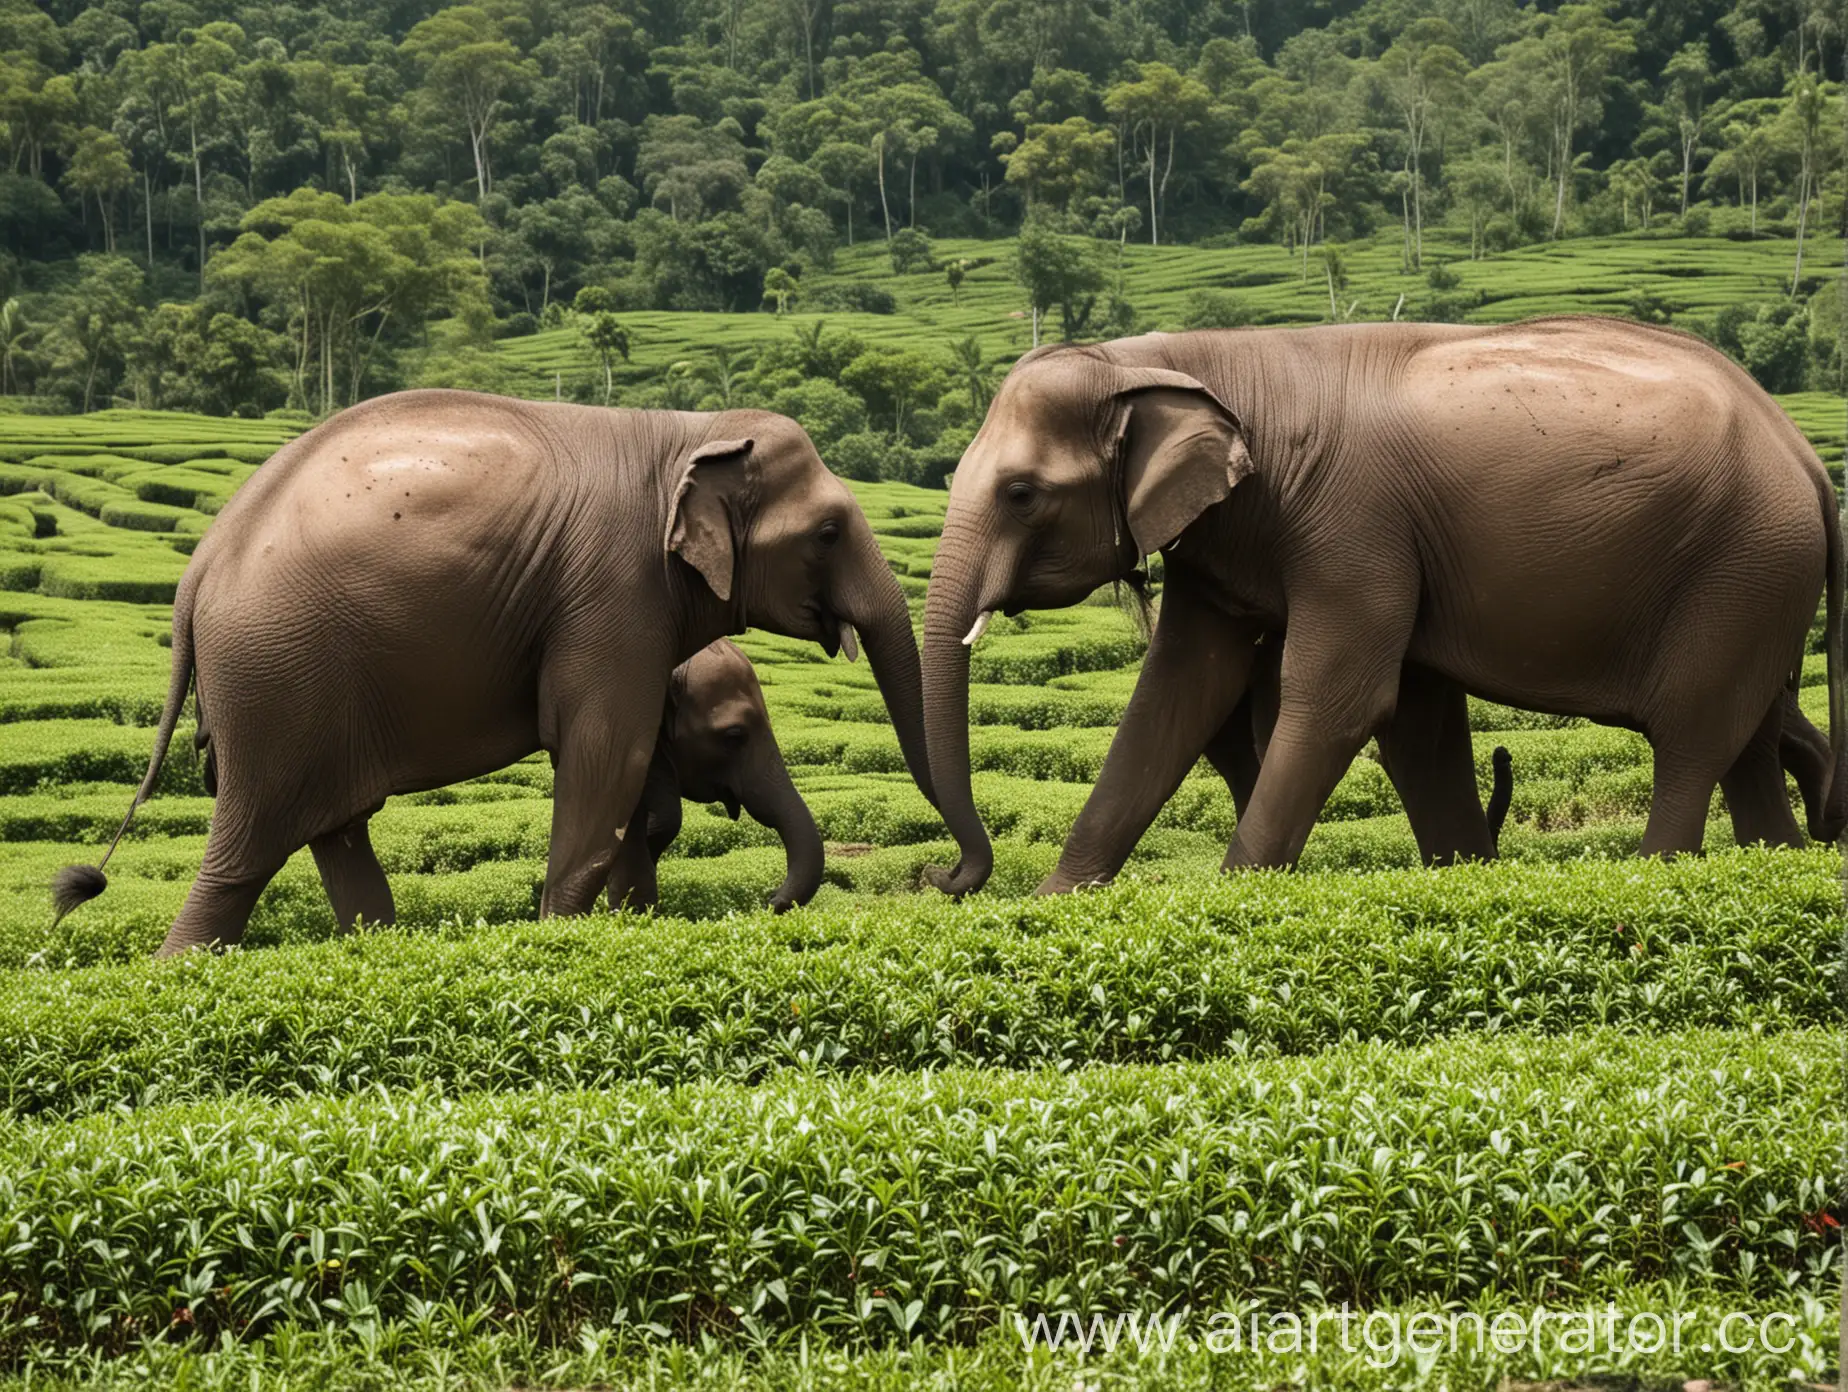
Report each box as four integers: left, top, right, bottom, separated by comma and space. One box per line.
920, 349, 1249, 894
663, 639, 823, 912
666, 411, 935, 813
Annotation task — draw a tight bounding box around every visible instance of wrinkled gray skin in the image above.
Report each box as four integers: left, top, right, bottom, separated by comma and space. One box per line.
923, 318, 1844, 895
607, 638, 823, 915
57, 391, 933, 955
1214, 632, 1512, 860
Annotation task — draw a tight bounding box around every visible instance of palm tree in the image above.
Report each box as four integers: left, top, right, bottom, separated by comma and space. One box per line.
697, 346, 747, 408
792, 319, 830, 376
0, 300, 31, 396
947, 335, 991, 416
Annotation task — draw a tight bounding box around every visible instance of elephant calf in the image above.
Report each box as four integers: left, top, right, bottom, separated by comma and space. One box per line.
52, 390, 936, 955
607, 638, 823, 915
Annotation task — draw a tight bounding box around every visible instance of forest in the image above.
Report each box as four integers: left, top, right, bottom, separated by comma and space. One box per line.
1, 0, 1845, 452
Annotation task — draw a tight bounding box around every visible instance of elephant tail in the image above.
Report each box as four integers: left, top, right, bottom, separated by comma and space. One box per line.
1812, 464, 1847, 843
51, 570, 200, 926
1486, 746, 1513, 852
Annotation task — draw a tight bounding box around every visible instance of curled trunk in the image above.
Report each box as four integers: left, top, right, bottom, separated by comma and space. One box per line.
742, 749, 824, 913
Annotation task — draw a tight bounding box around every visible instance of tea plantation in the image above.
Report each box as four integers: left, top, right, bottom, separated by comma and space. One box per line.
0, 281, 1843, 1384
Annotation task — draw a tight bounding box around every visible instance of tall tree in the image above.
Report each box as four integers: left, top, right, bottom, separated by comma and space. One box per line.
1499, 3, 1636, 238
60, 127, 132, 252
1704, 98, 1778, 234
1372, 18, 1469, 269
1775, 69, 1840, 292
402, 6, 536, 203
1659, 42, 1712, 216
1103, 62, 1211, 246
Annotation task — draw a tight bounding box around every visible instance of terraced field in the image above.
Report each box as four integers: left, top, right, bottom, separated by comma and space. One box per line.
495, 227, 1844, 435
0, 259, 1844, 1385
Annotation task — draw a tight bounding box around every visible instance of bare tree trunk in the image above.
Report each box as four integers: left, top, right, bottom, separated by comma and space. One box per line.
1552, 129, 1569, 239
143, 167, 154, 265
1157, 125, 1177, 244
801, 1, 815, 99
1791, 169, 1812, 293
1145, 123, 1158, 246
876, 135, 891, 239
190, 118, 205, 286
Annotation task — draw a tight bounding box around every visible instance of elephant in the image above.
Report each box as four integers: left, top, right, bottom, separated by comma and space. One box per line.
606, 638, 823, 915
52, 390, 935, 955
920, 317, 1844, 895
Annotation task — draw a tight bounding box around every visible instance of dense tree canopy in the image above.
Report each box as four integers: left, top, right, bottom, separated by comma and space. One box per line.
1, 0, 1844, 423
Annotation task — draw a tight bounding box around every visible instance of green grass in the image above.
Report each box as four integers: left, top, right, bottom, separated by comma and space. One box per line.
0, 235, 1842, 1389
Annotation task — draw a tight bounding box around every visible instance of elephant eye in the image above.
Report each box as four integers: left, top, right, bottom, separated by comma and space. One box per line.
1004, 480, 1035, 508
721, 725, 749, 746
817, 520, 842, 547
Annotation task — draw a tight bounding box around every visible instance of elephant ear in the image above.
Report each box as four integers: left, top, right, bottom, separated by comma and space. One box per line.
1111, 368, 1252, 558
666, 438, 754, 602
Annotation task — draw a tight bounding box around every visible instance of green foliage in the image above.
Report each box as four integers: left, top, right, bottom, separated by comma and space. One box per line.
0, 353, 1842, 1385
0, 1030, 1835, 1353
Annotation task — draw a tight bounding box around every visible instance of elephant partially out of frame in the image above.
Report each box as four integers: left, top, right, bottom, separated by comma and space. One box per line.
922, 318, 1843, 895
54, 391, 935, 954
607, 638, 823, 916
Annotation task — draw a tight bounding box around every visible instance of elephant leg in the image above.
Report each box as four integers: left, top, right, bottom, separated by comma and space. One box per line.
1202, 697, 1262, 822
1039, 583, 1261, 893
310, 817, 395, 930
606, 822, 659, 913
609, 743, 678, 911
1222, 601, 1412, 872
540, 667, 661, 918
1777, 688, 1835, 840
1202, 633, 1282, 821
1721, 700, 1803, 849
1375, 664, 1495, 866
1640, 748, 1723, 857
156, 811, 291, 957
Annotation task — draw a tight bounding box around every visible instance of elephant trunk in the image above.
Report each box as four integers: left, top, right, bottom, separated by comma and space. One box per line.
918, 524, 994, 895
838, 522, 936, 809
741, 749, 823, 913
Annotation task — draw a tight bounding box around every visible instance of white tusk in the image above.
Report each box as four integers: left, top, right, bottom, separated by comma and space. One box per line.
837, 621, 859, 662
962, 610, 994, 646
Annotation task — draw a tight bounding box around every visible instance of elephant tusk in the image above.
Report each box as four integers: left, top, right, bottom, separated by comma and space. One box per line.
962, 610, 994, 646
837, 621, 859, 662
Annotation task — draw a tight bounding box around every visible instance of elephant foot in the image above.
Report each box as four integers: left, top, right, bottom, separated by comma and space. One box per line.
923, 861, 989, 897
1033, 871, 1110, 895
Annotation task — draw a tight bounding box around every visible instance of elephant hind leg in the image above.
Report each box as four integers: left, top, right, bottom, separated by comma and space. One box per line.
310, 817, 395, 930
1640, 748, 1725, 858
1376, 664, 1494, 867
1720, 701, 1803, 849
156, 819, 290, 957
1777, 688, 1839, 840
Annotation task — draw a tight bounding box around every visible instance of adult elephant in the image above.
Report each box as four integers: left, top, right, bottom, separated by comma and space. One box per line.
921, 318, 1843, 895
54, 391, 933, 955
607, 639, 823, 916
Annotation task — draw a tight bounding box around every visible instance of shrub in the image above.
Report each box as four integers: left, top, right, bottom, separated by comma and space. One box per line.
811, 283, 896, 314
887, 228, 934, 274
1181, 289, 1255, 330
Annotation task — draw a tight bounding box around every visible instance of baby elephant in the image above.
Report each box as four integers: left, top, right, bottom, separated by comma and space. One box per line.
607, 639, 823, 915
